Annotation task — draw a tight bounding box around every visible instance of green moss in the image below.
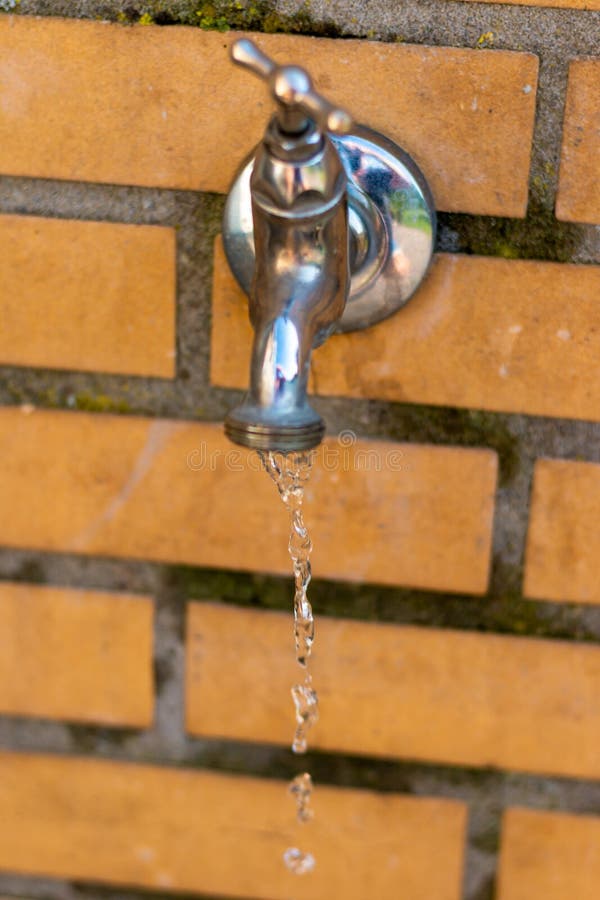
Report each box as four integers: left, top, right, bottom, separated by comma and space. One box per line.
471, 824, 500, 855
73, 392, 132, 414
37, 387, 60, 407
164, 558, 599, 643
167, 564, 271, 605
491, 241, 521, 259
0, 382, 139, 416
153, 656, 173, 694
112, 0, 342, 37
470, 878, 496, 900
476, 31, 495, 49
3, 385, 60, 409
4, 381, 26, 404
66, 723, 134, 751
195, 2, 230, 31
373, 404, 520, 486
13, 558, 46, 584
439, 199, 581, 264
201, 193, 227, 244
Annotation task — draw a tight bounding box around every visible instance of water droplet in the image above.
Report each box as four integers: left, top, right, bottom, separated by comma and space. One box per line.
291, 678, 319, 754
283, 846, 316, 875
289, 772, 314, 823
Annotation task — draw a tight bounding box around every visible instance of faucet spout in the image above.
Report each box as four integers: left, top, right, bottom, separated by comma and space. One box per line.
224, 312, 321, 451
224, 114, 350, 452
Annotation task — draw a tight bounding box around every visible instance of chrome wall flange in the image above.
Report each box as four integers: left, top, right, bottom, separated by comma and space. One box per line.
223, 124, 436, 334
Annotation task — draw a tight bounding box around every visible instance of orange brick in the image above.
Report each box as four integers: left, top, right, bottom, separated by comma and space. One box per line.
187, 603, 600, 780
0, 752, 466, 899
212, 238, 600, 421
211, 238, 254, 391
524, 459, 600, 605
556, 60, 600, 224
0, 582, 153, 727
0, 215, 175, 377
0, 408, 497, 595
0, 17, 538, 216
498, 808, 600, 900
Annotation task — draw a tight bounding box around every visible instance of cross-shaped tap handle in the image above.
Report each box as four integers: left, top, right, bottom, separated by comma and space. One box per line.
231, 37, 353, 136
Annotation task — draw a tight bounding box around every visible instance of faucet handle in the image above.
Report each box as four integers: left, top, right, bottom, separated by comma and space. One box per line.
231, 38, 275, 79
231, 37, 353, 136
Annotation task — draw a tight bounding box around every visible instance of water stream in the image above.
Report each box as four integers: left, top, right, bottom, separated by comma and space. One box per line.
259, 450, 318, 875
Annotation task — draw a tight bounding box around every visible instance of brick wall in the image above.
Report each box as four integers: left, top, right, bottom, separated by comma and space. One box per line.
0, 4, 598, 900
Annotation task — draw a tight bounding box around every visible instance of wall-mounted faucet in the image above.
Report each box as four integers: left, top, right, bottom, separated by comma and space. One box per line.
223, 38, 436, 452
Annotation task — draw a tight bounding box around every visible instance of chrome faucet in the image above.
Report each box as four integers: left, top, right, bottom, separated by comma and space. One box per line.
223, 38, 436, 452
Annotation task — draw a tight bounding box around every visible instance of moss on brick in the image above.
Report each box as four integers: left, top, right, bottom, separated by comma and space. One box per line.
66, 723, 135, 751
186, 569, 262, 609
438, 199, 582, 264
73, 392, 132, 414
165, 559, 600, 643
1, 381, 62, 409
470, 877, 496, 900
13, 557, 46, 584
153, 655, 173, 694
372, 403, 520, 486
470, 824, 500, 855
202, 192, 227, 239
110, 0, 343, 37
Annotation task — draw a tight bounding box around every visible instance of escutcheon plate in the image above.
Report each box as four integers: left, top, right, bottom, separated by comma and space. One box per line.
222, 124, 436, 333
